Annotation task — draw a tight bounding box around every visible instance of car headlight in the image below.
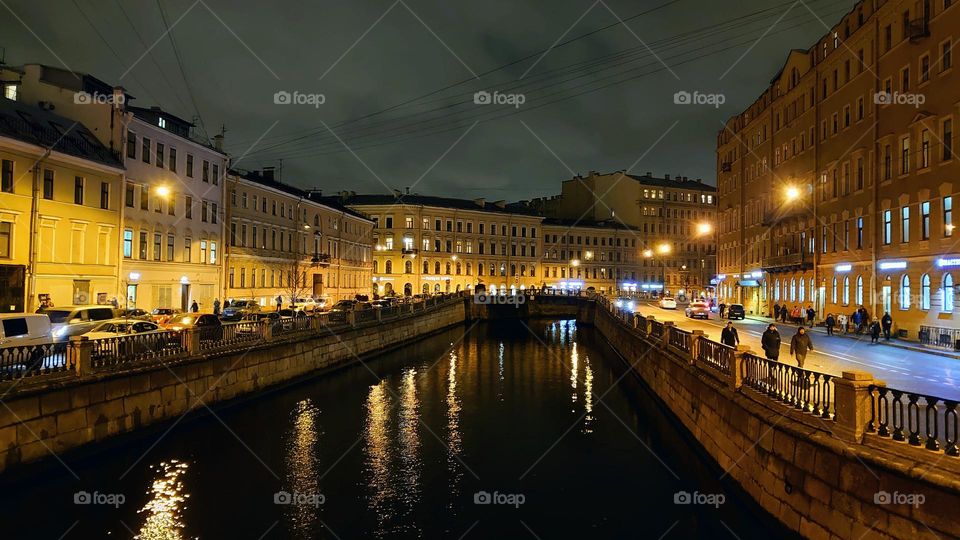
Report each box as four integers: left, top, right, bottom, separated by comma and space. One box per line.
615, 300, 623, 308
53, 327, 68, 339
627, 301, 635, 311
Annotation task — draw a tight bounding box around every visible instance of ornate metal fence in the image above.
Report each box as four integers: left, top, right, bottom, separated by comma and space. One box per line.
91, 332, 186, 368
0, 342, 70, 380
741, 353, 835, 419
868, 385, 959, 456
696, 336, 732, 376
668, 326, 692, 353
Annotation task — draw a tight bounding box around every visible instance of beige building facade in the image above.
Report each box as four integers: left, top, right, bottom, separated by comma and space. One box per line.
540, 219, 647, 294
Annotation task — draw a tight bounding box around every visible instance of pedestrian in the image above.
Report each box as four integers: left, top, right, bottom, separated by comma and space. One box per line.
870, 319, 882, 343
721, 321, 740, 347
224, 299, 231, 309
275, 295, 283, 312
881, 312, 893, 340
837, 313, 847, 334
851, 309, 861, 334
213, 298, 221, 316
806, 306, 815, 325
719, 302, 727, 318
825, 313, 836, 335
190, 300, 199, 313
773, 303, 781, 321
791, 305, 803, 325
761, 324, 782, 361
790, 327, 814, 368
110, 297, 119, 309
858, 306, 870, 333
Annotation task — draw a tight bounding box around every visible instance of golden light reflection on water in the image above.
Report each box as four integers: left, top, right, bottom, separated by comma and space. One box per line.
583, 355, 595, 433
284, 399, 321, 537
398, 368, 421, 505
135, 460, 190, 540
570, 342, 579, 401
364, 381, 394, 531
446, 350, 462, 502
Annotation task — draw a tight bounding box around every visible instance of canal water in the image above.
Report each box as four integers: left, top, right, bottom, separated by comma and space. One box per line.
3, 320, 795, 539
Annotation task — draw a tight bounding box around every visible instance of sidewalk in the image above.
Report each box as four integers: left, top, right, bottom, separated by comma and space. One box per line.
743, 313, 960, 361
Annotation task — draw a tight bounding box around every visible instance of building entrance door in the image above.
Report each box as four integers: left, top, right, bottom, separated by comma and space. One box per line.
881, 284, 892, 314
181, 284, 191, 311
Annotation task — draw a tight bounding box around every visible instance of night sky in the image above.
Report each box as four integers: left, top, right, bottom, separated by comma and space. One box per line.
3, 0, 856, 199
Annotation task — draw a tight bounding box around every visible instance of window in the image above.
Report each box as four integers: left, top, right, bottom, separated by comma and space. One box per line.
139, 231, 147, 259
167, 192, 175, 215
901, 206, 910, 242
186, 154, 194, 177
0, 222, 10, 258
0, 160, 11, 193
831, 277, 837, 304
944, 119, 954, 160
212, 164, 219, 185
211, 203, 218, 224
856, 275, 863, 306
185, 195, 193, 219
142, 137, 150, 163
183, 238, 192, 262
944, 40, 953, 71
123, 229, 133, 258
200, 241, 207, 264
169, 147, 177, 172
202, 160, 209, 182
921, 274, 931, 310
167, 234, 175, 261
210, 241, 217, 264
883, 210, 892, 244
944, 274, 955, 312
921, 201, 930, 239
100, 182, 110, 210
842, 276, 850, 305
125, 183, 134, 207
857, 217, 864, 248
946, 196, 954, 236
201, 201, 208, 223
140, 185, 149, 210
900, 275, 911, 310
900, 137, 910, 174
43, 169, 54, 199
921, 55, 931, 82
153, 233, 161, 261
156, 143, 164, 167
73, 176, 84, 204
126, 131, 136, 159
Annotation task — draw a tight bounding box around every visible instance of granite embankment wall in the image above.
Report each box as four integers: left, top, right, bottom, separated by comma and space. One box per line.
590, 305, 960, 540
0, 299, 466, 475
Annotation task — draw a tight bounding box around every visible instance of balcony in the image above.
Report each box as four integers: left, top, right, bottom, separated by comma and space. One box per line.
311, 253, 331, 267
761, 206, 810, 226
401, 247, 419, 257
762, 251, 813, 272
907, 18, 930, 42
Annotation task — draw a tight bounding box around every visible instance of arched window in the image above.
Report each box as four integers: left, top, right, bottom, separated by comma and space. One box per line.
944, 274, 955, 312
466, 263, 472, 275
530, 264, 536, 277
446, 262, 452, 275
385, 260, 392, 274
831, 277, 837, 304
799, 278, 806, 302
842, 276, 850, 305
456, 262, 462, 275
423, 261, 429, 274
510, 264, 516, 277
774, 279, 780, 301
921, 273, 931, 310
900, 275, 911, 309
404, 260, 413, 274
520, 264, 527, 276
856, 275, 863, 305
373, 260, 379, 273
790, 278, 796, 301
435, 261, 441, 274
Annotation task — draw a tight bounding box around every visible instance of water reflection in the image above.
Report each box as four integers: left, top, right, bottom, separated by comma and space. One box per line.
283, 399, 321, 537
397, 369, 422, 509
583, 355, 595, 434
135, 460, 190, 540
364, 381, 394, 535
446, 350, 463, 506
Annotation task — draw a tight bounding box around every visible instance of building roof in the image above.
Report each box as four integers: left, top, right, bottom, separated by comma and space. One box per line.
0, 97, 123, 168
540, 217, 642, 232
622, 173, 717, 192
328, 193, 543, 217
231, 169, 373, 222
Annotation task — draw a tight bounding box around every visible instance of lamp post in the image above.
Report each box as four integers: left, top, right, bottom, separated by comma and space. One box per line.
644, 243, 671, 297
695, 222, 713, 300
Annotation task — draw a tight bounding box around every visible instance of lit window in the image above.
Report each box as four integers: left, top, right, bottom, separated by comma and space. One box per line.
944, 274, 955, 312
900, 275, 911, 310
921, 274, 931, 310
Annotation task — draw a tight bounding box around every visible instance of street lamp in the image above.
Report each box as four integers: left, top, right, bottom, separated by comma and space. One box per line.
644, 245, 670, 298
785, 185, 801, 201
154, 185, 171, 198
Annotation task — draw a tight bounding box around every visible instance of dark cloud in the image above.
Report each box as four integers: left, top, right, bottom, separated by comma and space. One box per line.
3, 0, 855, 198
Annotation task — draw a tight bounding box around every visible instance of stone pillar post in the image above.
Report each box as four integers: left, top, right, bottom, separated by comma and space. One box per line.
376, 309, 383, 323
661, 321, 674, 349
261, 319, 273, 342
69, 336, 92, 376
730, 345, 751, 390
347, 311, 357, 327
183, 328, 201, 355
689, 330, 705, 364
644, 316, 655, 336
832, 370, 876, 443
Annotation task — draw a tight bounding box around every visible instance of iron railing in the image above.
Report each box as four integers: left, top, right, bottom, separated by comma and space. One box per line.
649, 320, 665, 339
741, 353, 834, 419
200, 321, 264, 351
668, 326, 692, 353
635, 315, 647, 336
355, 309, 377, 324
918, 325, 960, 350
273, 316, 312, 336
868, 386, 959, 456
91, 332, 186, 368
0, 342, 70, 380
696, 336, 732, 376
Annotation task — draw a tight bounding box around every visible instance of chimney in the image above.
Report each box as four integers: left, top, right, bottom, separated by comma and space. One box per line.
405, 186, 410, 195
493, 200, 506, 209
473, 198, 486, 207
112, 86, 126, 111
645, 171, 652, 177
664, 174, 670, 180
213, 133, 224, 152
393, 189, 402, 197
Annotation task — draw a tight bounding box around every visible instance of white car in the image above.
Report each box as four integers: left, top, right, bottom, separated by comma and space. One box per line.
614, 297, 636, 312
659, 297, 678, 309
83, 319, 162, 340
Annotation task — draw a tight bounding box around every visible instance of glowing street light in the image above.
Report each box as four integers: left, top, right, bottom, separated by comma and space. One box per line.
571, 259, 580, 267
656, 243, 671, 255
154, 185, 171, 198
785, 185, 801, 201
643, 249, 654, 258
696, 222, 713, 236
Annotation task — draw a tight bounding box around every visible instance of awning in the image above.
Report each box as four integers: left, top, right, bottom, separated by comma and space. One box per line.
737, 279, 760, 287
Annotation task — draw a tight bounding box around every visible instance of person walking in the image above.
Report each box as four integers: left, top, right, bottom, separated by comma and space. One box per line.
806, 306, 815, 325
791, 305, 803, 325
790, 327, 814, 368
213, 298, 221, 316
190, 300, 199, 313
851, 309, 862, 334
275, 295, 283, 312
719, 302, 727, 318
721, 322, 740, 347
773, 303, 781, 321
870, 319, 882, 343
881, 312, 893, 340
837, 313, 848, 334
761, 324, 782, 361
825, 313, 836, 336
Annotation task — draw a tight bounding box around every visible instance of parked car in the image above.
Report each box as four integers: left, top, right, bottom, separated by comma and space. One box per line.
614, 297, 636, 312
727, 304, 746, 320
290, 297, 319, 313
0, 313, 60, 374
83, 319, 162, 339
684, 302, 711, 319
330, 300, 358, 312
117, 308, 152, 320
162, 314, 224, 341
150, 308, 183, 325
658, 297, 678, 309
222, 300, 260, 321
46, 305, 117, 340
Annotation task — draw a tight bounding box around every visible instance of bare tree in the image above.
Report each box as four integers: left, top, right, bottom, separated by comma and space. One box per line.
271, 256, 313, 309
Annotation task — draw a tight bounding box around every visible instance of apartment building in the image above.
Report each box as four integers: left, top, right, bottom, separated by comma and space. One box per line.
717, 0, 960, 338
529, 170, 718, 297
2, 64, 229, 312
225, 170, 374, 306
540, 219, 647, 294
0, 96, 125, 312
331, 193, 544, 296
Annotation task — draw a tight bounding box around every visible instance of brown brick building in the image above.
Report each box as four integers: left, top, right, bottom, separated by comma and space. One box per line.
718, 0, 960, 339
